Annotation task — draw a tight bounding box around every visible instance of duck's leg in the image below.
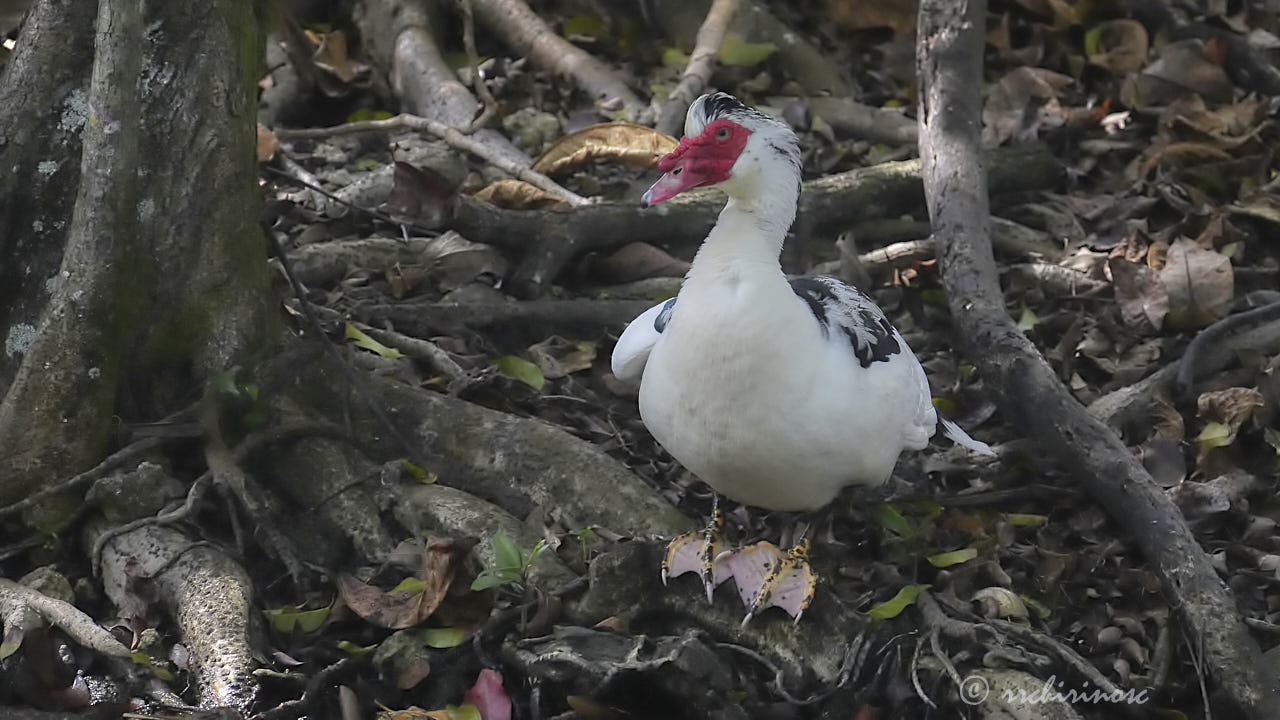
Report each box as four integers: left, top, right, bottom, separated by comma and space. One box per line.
661, 493, 734, 603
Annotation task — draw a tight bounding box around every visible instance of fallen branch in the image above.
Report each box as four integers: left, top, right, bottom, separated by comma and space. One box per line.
653, 0, 739, 135
450, 142, 1059, 298
274, 114, 589, 206
915, 0, 1280, 716
1175, 294, 1280, 397
470, 0, 644, 119
358, 297, 654, 339
0, 579, 130, 658
808, 97, 918, 146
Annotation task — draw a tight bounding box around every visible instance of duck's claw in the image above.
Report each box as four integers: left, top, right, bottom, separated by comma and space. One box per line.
662, 509, 733, 603
721, 539, 817, 626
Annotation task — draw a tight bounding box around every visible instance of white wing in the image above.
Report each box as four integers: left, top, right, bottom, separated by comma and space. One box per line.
611, 298, 676, 386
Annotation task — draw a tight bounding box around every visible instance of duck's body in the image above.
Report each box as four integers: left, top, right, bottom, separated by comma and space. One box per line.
631, 220, 935, 511
611, 93, 990, 621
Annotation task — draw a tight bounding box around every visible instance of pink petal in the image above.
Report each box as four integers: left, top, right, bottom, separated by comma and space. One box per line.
463, 669, 512, 720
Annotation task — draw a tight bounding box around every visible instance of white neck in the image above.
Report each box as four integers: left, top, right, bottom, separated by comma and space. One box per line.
687, 172, 799, 274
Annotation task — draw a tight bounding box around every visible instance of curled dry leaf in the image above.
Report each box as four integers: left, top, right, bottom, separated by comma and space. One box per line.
532, 123, 677, 177
972, 587, 1029, 620
1160, 237, 1233, 330
1107, 257, 1168, 333
307, 29, 371, 86
337, 537, 476, 629
1122, 39, 1234, 107
1197, 387, 1263, 446
982, 67, 1074, 145
472, 179, 565, 210
1085, 19, 1149, 75
584, 241, 691, 285
527, 336, 597, 380
383, 161, 457, 230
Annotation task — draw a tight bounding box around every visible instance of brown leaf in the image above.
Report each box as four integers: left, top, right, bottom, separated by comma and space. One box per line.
256, 124, 279, 163
1108, 257, 1168, 333
1124, 39, 1234, 106
472, 179, 565, 210
586, 242, 690, 284
337, 537, 475, 629
383, 162, 456, 230
982, 68, 1074, 145
309, 29, 371, 86
527, 336, 597, 380
821, 0, 918, 35
1086, 20, 1149, 75
1160, 237, 1233, 329
1198, 387, 1263, 442
532, 123, 677, 177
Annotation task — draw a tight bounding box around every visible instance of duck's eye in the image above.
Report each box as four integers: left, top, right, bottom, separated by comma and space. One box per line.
716, 127, 731, 140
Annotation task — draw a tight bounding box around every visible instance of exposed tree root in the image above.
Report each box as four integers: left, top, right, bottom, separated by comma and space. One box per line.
808, 97, 918, 146
916, 0, 1280, 716
352, 0, 528, 167
0, 579, 128, 660
652, 0, 739, 135
87, 519, 258, 713
445, 143, 1060, 298
469, 0, 644, 119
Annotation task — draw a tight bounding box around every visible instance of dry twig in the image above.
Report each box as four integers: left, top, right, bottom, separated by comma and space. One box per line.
653, 0, 739, 135
915, 0, 1280, 716
274, 115, 588, 206
459, 0, 498, 133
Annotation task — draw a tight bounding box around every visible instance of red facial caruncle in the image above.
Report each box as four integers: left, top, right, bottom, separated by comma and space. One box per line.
642, 119, 751, 206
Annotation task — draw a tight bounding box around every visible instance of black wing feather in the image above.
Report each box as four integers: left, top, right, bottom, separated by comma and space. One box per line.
789, 277, 901, 368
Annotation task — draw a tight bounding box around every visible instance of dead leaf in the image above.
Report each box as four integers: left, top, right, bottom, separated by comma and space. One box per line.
472, 179, 565, 210
584, 241, 690, 285
383, 162, 457, 230
532, 123, 677, 177
1172, 471, 1255, 517
308, 29, 371, 86
1159, 237, 1233, 329
982, 67, 1074, 145
256, 124, 278, 163
1124, 39, 1234, 107
527, 336, 597, 380
1198, 387, 1263, 445
337, 537, 475, 629
1085, 20, 1149, 75
1108, 257, 1168, 333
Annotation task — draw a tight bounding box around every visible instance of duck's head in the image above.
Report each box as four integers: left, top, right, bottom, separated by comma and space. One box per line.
642, 92, 801, 207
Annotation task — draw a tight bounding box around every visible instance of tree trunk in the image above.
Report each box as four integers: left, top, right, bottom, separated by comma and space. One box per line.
0, 0, 270, 511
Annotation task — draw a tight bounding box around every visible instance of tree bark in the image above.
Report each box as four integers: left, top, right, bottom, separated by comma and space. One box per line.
915, 0, 1280, 716
0, 0, 271, 508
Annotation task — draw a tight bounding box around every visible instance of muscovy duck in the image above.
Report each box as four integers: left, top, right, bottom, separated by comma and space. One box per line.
612, 93, 993, 623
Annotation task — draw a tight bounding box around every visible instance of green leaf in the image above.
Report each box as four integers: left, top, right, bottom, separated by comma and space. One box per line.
867, 584, 930, 620
1264, 427, 1280, 454
213, 369, 240, 397
561, 14, 605, 39
401, 459, 437, 483
450, 705, 483, 720
130, 652, 175, 682
1020, 594, 1053, 619
1017, 304, 1039, 332
0, 627, 22, 660
264, 604, 331, 634
662, 47, 690, 69
1196, 421, 1233, 450
871, 504, 913, 539
347, 108, 394, 123
1004, 513, 1049, 527
1083, 24, 1105, 56
525, 539, 549, 568
470, 569, 509, 591
422, 627, 468, 648
926, 547, 978, 567
390, 577, 428, 596
345, 323, 404, 359
716, 34, 776, 67
494, 355, 545, 390
337, 640, 378, 656
491, 533, 523, 571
